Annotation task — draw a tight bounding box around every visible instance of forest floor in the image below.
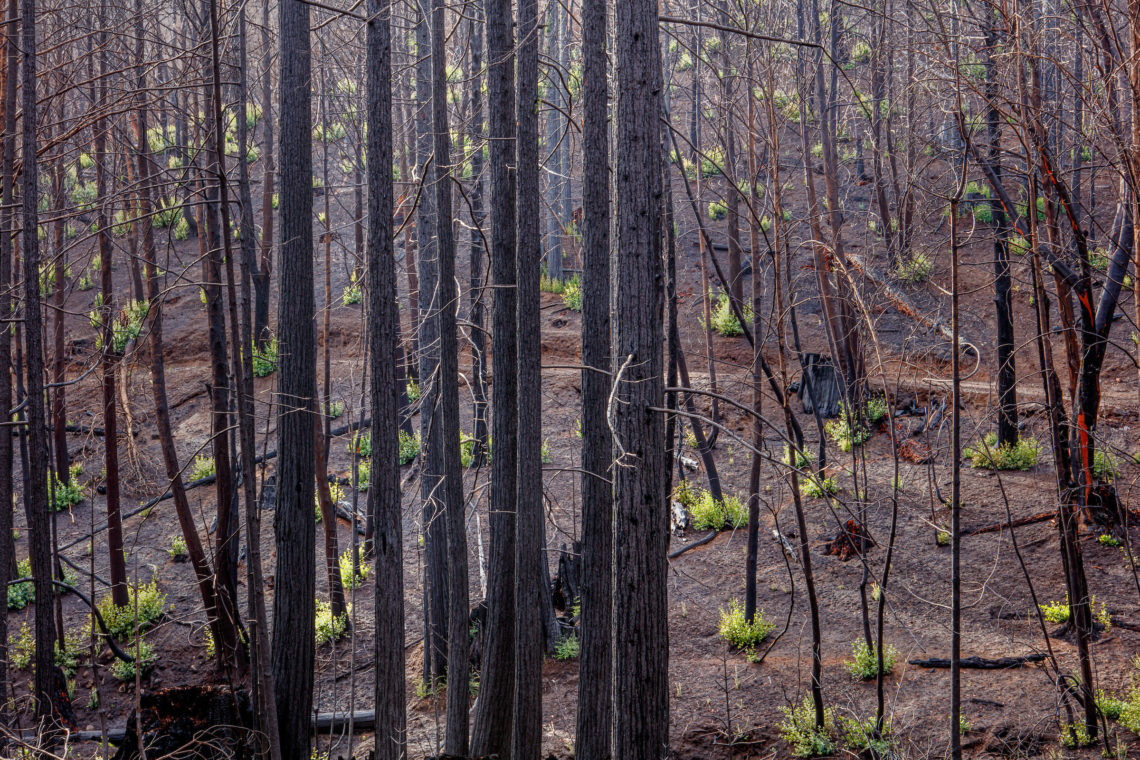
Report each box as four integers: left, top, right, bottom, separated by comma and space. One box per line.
7, 145, 1140, 759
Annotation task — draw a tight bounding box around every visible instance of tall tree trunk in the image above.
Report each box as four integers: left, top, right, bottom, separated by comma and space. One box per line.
427, 0, 470, 749
0, 0, 16, 724
20, 0, 58, 722
574, 0, 612, 753
94, 0, 129, 609
612, 0, 668, 756
254, 0, 274, 346
366, 1, 405, 755
206, 0, 247, 675
468, 3, 489, 463
469, 0, 518, 750
514, 0, 543, 752
413, 0, 449, 690
271, 0, 317, 756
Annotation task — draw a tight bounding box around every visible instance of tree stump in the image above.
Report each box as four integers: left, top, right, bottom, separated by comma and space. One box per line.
823, 519, 874, 561
111, 686, 254, 760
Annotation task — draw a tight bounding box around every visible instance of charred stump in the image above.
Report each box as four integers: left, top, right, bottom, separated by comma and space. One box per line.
111, 686, 254, 760
823, 519, 874, 561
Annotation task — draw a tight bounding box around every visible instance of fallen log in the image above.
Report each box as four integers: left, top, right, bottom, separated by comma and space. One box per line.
668, 530, 718, 559
962, 511, 1055, 537
908, 654, 1045, 669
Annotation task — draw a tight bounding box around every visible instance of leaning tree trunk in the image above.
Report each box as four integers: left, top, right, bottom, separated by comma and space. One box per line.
612, 0, 669, 757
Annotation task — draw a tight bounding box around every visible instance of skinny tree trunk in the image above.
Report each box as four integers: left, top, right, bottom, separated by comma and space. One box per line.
0, 0, 16, 723
428, 0, 470, 748
514, 0, 543, 752
20, 0, 59, 722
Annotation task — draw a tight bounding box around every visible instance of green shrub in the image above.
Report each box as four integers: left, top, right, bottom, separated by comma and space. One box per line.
964, 432, 1041, 470
172, 216, 190, 241
704, 290, 753, 338
190, 454, 216, 481
325, 400, 345, 419
825, 407, 870, 452
252, 336, 278, 377
51, 463, 85, 510
865, 397, 888, 424
342, 271, 362, 306
895, 252, 932, 283
845, 640, 898, 680
839, 715, 897, 756
708, 200, 727, 220
339, 546, 370, 590
153, 199, 183, 229
783, 445, 812, 469
398, 430, 421, 465
1097, 689, 1125, 721
98, 581, 169, 638
700, 145, 725, 177
1039, 598, 1069, 624
779, 695, 837, 757
561, 277, 582, 311
405, 379, 421, 402
719, 599, 774, 655
168, 535, 188, 560
555, 633, 580, 660
1093, 449, 1120, 481
690, 489, 747, 530
315, 599, 349, 645
110, 638, 156, 681
1099, 534, 1121, 547
11, 623, 34, 669
350, 431, 372, 458
852, 41, 871, 63
7, 558, 33, 609
800, 475, 838, 499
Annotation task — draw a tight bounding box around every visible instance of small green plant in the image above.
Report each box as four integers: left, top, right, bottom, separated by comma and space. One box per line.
964, 432, 1041, 471
541, 439, 552, 464
708, 200, 727, 220
77, 272, 94, 291
350, 431, 372, 458
689, 489, 747, 530
800, 475, 838, 499
704, 289, 753, 338
325, 400, 345, 419
398, 430, 421, 465
339, 545, 370, 590
555, 633, 580, 660
1093, 449, 1120, 481
342, 270, 362, 306
1097, 689, 1126, 721
7, 558, 33, 610
719, 599, 774, 655
1059, 720, 1092, 748
168, 535, 188, 561
561, 276, 582, 311
315, 598, 349, 645
50, 462, 85, 510
10, 623, 34, 669
865, 397, 889, 424
97, 581, 169, 638
825, 405, 870, 453
1099, 534, 1121, 547
895, 252, 932, 283
405, 379, 421, 402
783, 445, 812, 469
845, 640, 898, 680
252, 336, 278, 377
936, 526, 951, 546
190, 454, 216, 481
110, 638, 157, 681
839, 714, 898, 756
1040, 598, 1069, 624
779, 695, 837, 757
